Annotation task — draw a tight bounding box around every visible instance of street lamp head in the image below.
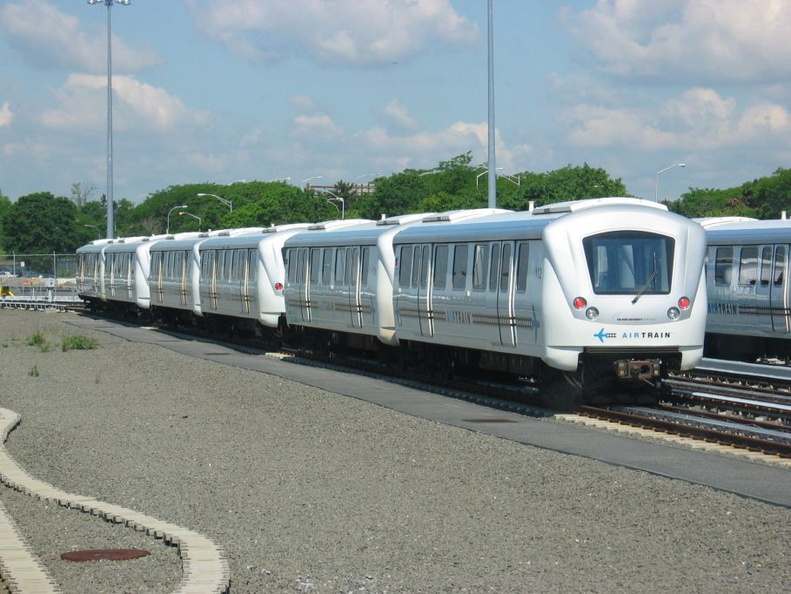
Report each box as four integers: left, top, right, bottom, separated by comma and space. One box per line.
679, 163, 686, 167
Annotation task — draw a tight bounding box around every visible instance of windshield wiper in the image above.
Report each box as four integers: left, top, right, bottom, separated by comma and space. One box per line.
632, 268, 658, 304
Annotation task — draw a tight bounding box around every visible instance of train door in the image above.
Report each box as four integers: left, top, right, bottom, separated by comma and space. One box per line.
417, 244, 434, 337
177, 251, 188, 307
151, 252, 164, 304
295, 248, 311, 322
200, 250, 217, 311
208, 251, 219, 310
346, 247, 363, 328
770, 245, 790, 334
495, 242, 516, 347
240, 249, 253, 315
489, 242, 516, 347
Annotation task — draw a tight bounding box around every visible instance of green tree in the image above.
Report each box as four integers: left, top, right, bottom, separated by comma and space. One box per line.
669, 185, 760, 219
0, 189, 12, 252
4, 192, 81, 253
752, 168, 791, 219
359, 172, 429, 218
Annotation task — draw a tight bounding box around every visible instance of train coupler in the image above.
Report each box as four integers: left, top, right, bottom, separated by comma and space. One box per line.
615, 359, 662, 383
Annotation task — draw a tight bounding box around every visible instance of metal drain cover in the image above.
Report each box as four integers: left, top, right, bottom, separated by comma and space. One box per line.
61, 549, 151, 562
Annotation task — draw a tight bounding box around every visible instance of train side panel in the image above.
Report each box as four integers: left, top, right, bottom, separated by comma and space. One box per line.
701, 219, 791, 359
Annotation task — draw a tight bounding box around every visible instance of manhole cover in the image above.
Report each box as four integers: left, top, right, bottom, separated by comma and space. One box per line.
61, 549, 151, 562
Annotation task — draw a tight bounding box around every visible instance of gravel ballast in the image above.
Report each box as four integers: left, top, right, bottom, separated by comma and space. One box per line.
0, 309, 789, 593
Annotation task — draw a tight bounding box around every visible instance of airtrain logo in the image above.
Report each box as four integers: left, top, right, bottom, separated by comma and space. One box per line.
594, 328, 671, 343
594, 329, 617, 343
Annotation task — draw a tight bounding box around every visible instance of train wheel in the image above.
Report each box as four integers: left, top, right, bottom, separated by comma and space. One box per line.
540, 370, 582, 411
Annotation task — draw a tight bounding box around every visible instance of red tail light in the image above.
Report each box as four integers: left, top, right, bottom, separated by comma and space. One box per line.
274, 282, 283, 291
678, 296, 691, 310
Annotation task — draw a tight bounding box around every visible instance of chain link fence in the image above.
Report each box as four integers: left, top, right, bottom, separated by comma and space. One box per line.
0, 253, 80, 305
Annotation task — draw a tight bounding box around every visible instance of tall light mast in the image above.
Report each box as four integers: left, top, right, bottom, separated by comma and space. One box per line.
87, 0, 130, 238
487, 0, 497, 208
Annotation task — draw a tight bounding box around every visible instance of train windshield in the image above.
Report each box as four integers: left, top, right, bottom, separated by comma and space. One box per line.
583, 231, 674, 295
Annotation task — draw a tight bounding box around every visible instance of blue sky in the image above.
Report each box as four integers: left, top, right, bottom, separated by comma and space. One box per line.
1, 0, 789, 205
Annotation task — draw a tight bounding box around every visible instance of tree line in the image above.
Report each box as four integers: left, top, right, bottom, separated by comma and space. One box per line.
0, 152, 789, 258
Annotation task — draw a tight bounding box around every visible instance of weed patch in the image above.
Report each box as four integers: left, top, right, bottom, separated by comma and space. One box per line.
61, 335, 99, 351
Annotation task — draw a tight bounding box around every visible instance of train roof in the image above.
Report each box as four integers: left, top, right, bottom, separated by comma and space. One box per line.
149, 227, 270, 251
394, 198, 678, 244
284, 210, 507, 248
198, 223, 313, 250
530, 196, 667, 215
700, 217, 791, 245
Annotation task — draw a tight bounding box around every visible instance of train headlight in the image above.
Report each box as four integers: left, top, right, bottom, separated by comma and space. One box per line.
585, 307, 599, 320
573, 297, 587, 310
678, 296, 691, 310
667, 307, 680, 320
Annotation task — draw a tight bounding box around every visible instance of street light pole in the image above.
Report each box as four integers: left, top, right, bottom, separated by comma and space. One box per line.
655, 162, 686, 201
323, 191, 345, 219
88, 0, 130, 239
166, 204, 188, 234
84, 224, 101, 239
196, 192, 233, 212
178, 211, 202, 231
302, 176, 323, 187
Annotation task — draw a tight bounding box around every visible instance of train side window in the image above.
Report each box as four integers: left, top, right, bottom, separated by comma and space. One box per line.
322, 248, 332, 285
203, 251, 215, 282
335, 248, 346, 285
452, 244, 468, 290
472, 244, 489, 291
774, 246, 786, 286
309, 248, 321, 284
235, 249, 246, 280
419, 245, 430, 289
760, 246, 771, 287
247, 249, 257, 282
714, 247, 733, 285
433, 245, 448, 289
150, 253, 161, 282
500, 243, 512, 293
738, 246, 758, 286
516, 243, 530, 292
411, 246, 421, 288
361, 247, 370, 286
399, 246, 413, 289
489, 244, 501, 291
345, 248, 357, 286
295, 249, 306, 284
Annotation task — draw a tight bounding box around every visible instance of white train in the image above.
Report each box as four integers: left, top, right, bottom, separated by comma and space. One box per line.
698, 217, 791, 360
283, 198, 707, 400
77, 197, 708, 403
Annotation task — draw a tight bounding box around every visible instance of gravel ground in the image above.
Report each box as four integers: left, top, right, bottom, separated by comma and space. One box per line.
0, 308, 789, 593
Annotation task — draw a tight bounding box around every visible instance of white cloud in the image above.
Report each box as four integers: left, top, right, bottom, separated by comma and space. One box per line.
289, 95, 318, 113
555, 86, 791, 151
357, 119, 527, 174
0, 0, 159, 73
40, 74, 209, 132
561, 0, 791, 83
185, 0, 478, 66
0, 102, 13, 126
293, 114, 344, 141
383, 99, 418, 131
